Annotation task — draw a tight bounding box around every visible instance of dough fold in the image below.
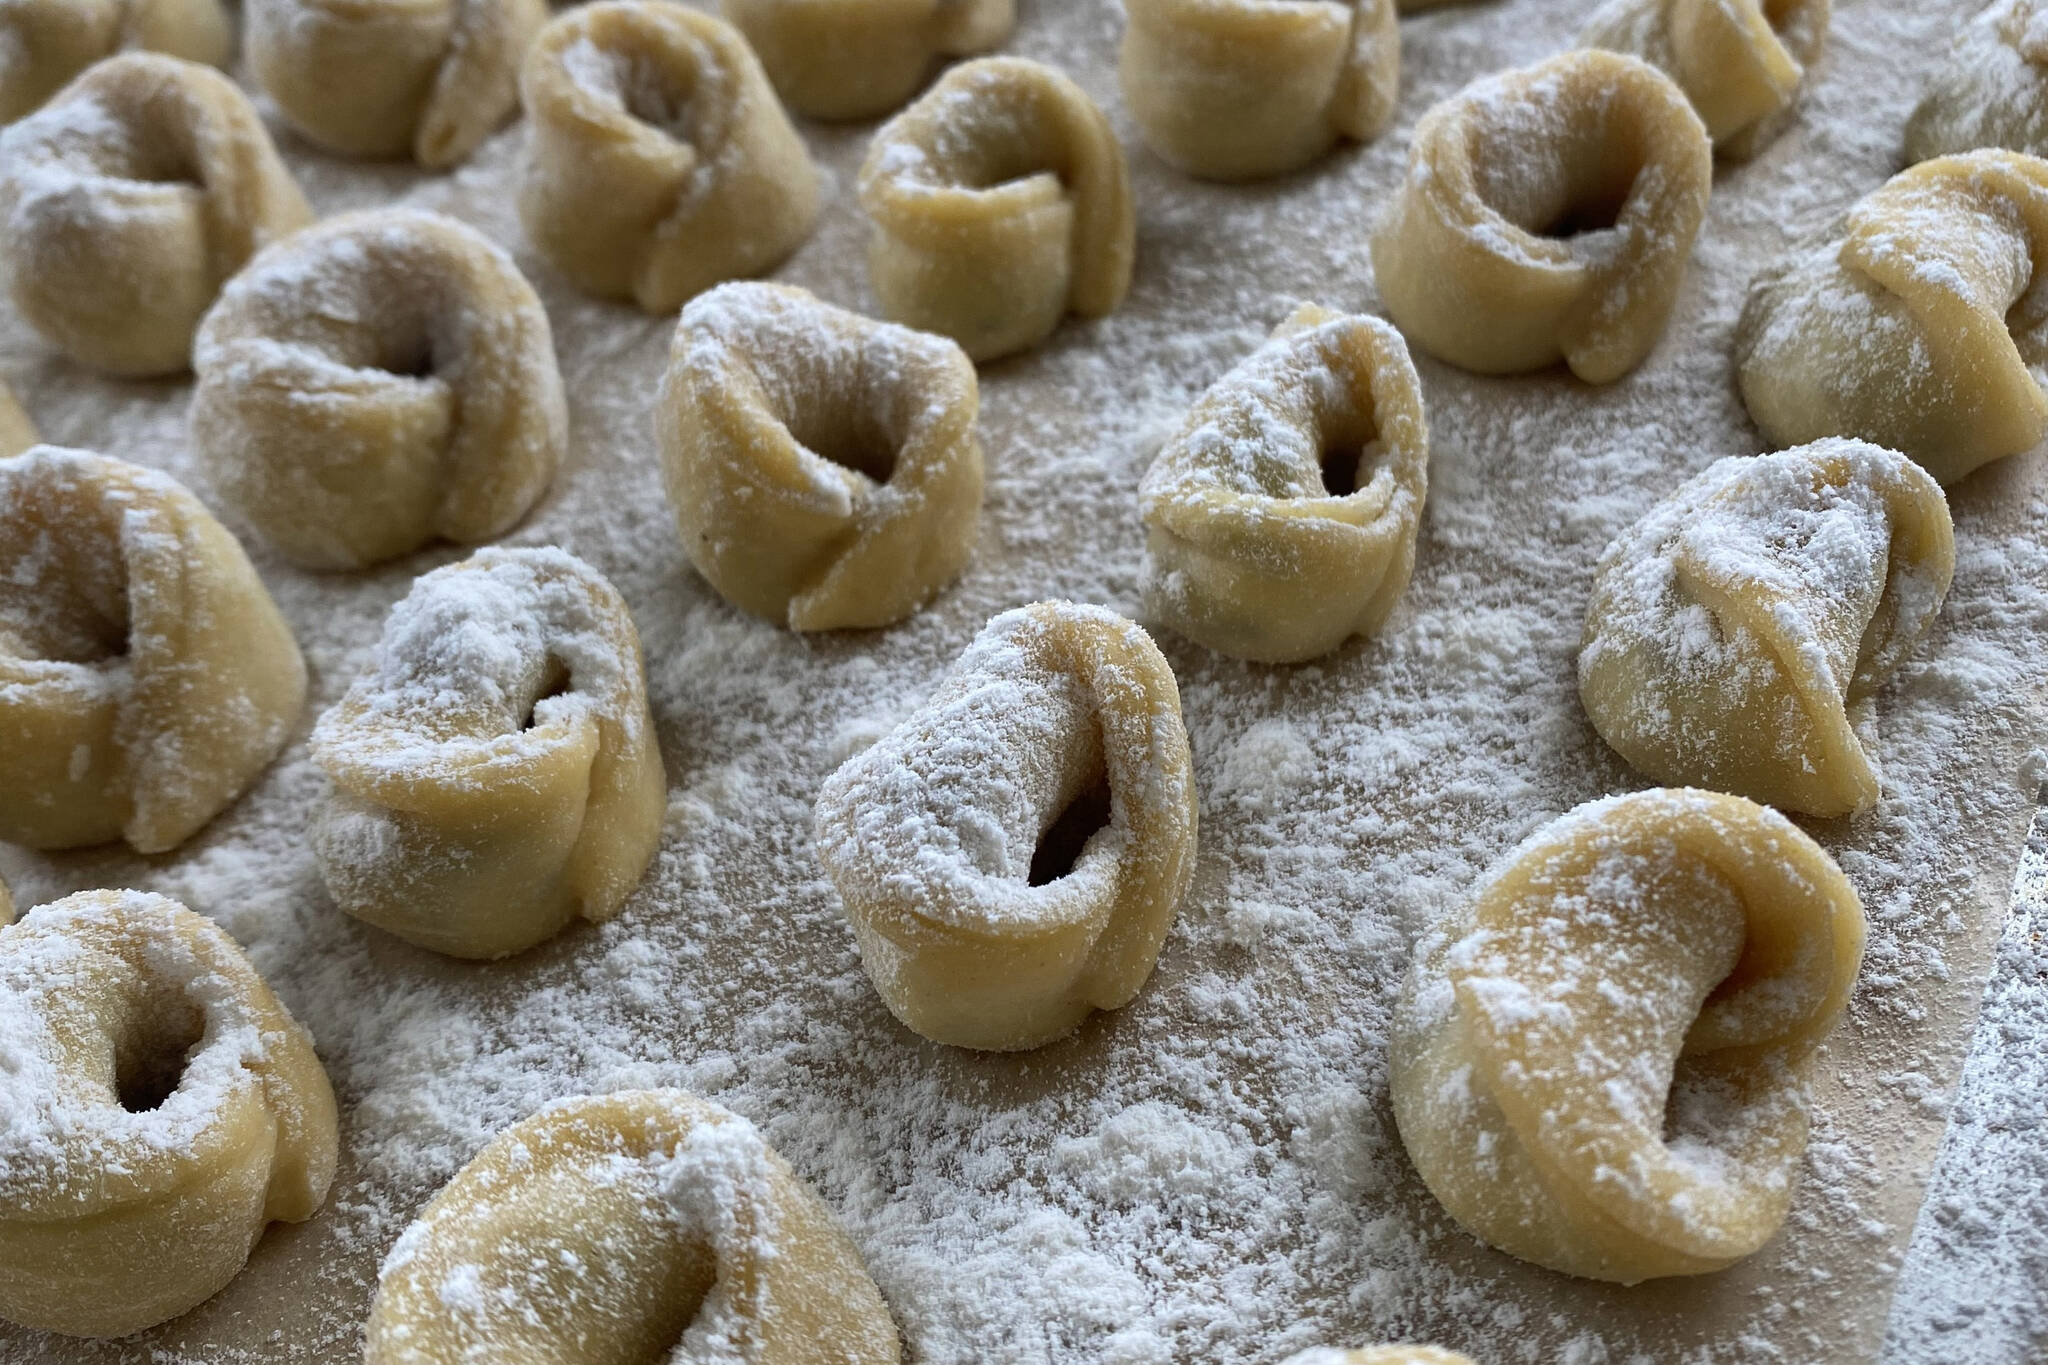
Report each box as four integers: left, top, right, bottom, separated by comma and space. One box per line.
1390, 788, 1865, 1283
364, 1089, 900, 1364
1140, 303, 1428, 663
0, 53, 311, 377
0, 447, 307, 853
0, 891, 338, 1337
192, 208, 567, 570
312, 548, 667, 961
858, 56, 1135, 362
815, 601, 1198, 1051
1907, 0, 2048, 163
0, 0, 233, 123
1370, 49, 1711, 384
724, 0, 1014, 120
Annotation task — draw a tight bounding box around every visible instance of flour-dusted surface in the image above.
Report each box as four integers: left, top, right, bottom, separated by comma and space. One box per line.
0, 1, 2043, 1362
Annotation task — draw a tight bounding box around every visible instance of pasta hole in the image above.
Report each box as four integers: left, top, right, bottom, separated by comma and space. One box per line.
520, 658, 573, 731
114, 996, 204, 1114
1029, 775, 1112, 886
1320, 438, 1384, 498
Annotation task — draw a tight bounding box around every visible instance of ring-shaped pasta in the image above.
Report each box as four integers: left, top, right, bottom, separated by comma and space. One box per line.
0, 0, 233, 123
1906, 0, 2048, 164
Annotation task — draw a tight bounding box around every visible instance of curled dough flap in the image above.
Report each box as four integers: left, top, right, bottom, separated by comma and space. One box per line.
723, 0, 1016, 121
1905, 0, 2048, 163
0, 0, 233, 122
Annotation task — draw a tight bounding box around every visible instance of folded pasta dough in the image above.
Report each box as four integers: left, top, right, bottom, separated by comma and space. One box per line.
1140, 303, 1428, 663
657, 281, 983, 631
0, 0, 233, 122
1736, 149, 2048, 486
1391, 788, 1866, 1284
0, 891, 338, 1337
1370, 49, 1711, 384
1580, 440, 1952, 819
364, 1090, 900, 1364
1582, 0, 1829, 160
0, 448, 307, 853
247, 0, 547, 168
518, 1, 820, 314
192, 208, 566, 570
312, 549, 666, 961
815, 602, 1197, 1051
859, 57, 1135, 362
1120, 0, 1398, 180
0, 53, 311, 377
1281, 1350, 1476, 1365
0, 382, 35, 459
1907, 0, 2048, 163
724, 0, 1014, 120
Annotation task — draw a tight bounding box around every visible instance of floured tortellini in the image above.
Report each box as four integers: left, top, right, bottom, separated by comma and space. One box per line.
0, 448, 307, 854
247, 0, 547, 168
1140, 303, 1428, 663
1120, 0, 1398, 180
192, 208, 567, 570
312, 549, 667, 961
724, 0, 1014, 120
1907, 0, 2048, 163
815, 601, 1197, 1051
1580, 439, 1954, 819
1582, 0, 1829, 160
0, 53, 311, 377
0, 0, 232, 123
657, 281, 983, 631
859, 56, 1135, 362
1391, 787, 1866, 1283
1371, 50, 1711, 384
519, 1, 820, 314
1736, 149, 2048, 486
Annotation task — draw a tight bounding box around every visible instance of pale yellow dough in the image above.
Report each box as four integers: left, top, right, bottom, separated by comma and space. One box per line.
0, 0, 233, 123
0, 891, 338, 1338
1907, 0, 2048, 163
1370, 49, 1711, 384
1582, 0, 1829, 160
0, 447, 307, 853
1579, 439, 1953, 819
1140, 303, 1428, 663
0, 381, 36, 457
0, 877, 12, 925
311, 549, 666, 961
657, 282, 983, 631
815, 601, 1198, 1052
518, 1, 820, 314
0, 53, 311, 377
724, 0, 1014, 120
192, 208, 566, 570
1120, 0, 1399, 180
1390, 788, 1865, 1284
1735, 149, 2048, 487
247, 0, 547, 168
1280, 1349, 1477, 1365
859, 56, 1135, 362
364, 1090, 900, 1364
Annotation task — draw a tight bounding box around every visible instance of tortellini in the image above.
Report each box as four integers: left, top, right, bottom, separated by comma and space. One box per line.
0, 891, 338, 1337
192, 208, 567, 570
1120, 0, 1399, 180
1391, 788, 1866, 1283
311, 549, 667, 961
815, 601, 1198, 1052
518, 1, 820, 314
1370, 49, 1711, 384
248, 0, 548, 168
1907, 0, 2048, 163
858, 56, 1136, 362
0, 0, 232, 123
1735, 149, 2048, 486
0, 448, 307, 854
1139, 303, 1429, 663
656, 281, 983, 631
0, 53, 311, 377
724, 0, 1015, 120
1580, 439, 1954, 819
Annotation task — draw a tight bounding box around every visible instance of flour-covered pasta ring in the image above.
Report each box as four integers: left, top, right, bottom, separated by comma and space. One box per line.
1140, 303, 1427, 663
0, 0, 233, 123
1907, 0, 2048, 163
1282, 1350, 1476, 1365
1736, 149, 2048, 487
1391, 787, 1865, 1283
0, 891, 338, 1338
1580, 439, 1953, 819
247, 0, 547, 168
1120, 0, 1398, 180
0, 381, 36, 458
724, 0, 1014, 121
0, 448, 307, 853
1370, 50, 1711, 384
518, 1, 820, 314
192, 208, 567, 571
858, 57, 1135, 362
1582, 0, 1829, 160
311, 548, 666, 961
816, 602, 1197, 1051
0, 53, 310, 377
364, 1090, 900, 1364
